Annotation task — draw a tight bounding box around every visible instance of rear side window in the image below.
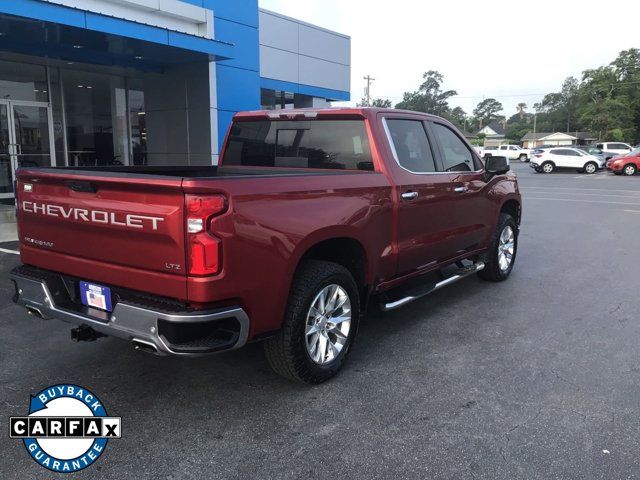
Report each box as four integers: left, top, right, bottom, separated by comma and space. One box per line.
432, 123, 475, 172
223, 120, 374, 171
385, 119, 436, 173
554, 149, 580, 156
609, 143, 629, 150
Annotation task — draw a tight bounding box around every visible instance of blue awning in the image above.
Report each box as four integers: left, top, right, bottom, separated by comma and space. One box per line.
0, 0, 234, 70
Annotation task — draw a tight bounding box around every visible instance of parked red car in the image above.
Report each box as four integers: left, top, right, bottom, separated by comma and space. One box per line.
610, 148, 640, 175
11, 108, 521, 383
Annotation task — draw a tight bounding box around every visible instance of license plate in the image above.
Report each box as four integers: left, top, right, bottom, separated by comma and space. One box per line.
80, 282, 113, 312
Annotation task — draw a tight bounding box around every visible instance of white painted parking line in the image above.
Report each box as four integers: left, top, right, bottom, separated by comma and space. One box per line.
524, 190, 640, 199
624, 210, 640, 214
526, 197, 640, 207
0, 247, 19, 255
522, 186, 640, 194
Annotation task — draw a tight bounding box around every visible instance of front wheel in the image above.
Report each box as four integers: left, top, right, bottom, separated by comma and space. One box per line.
479, 213, 518, 282
584, 162, 598, 174
264, 260, 360, 384
623, 164, 637, 176
541, 162, 555, 174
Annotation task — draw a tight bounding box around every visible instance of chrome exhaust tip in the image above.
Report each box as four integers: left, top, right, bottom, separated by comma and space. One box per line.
132, 339, 160, 355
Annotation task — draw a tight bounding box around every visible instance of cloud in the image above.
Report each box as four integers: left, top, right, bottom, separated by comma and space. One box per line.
259, 0, 640, 115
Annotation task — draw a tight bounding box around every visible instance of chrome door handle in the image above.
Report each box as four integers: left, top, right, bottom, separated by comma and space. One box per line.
401, 191, 419, 200
454, 186, 468, 193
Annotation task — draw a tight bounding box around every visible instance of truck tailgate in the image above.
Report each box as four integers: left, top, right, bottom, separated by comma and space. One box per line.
15, 170, 187, 295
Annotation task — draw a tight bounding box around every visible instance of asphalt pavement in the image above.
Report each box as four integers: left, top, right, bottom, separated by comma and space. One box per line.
1, 162, 640, 479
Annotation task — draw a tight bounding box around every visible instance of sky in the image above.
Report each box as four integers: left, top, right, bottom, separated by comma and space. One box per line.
259, 0, 640, 118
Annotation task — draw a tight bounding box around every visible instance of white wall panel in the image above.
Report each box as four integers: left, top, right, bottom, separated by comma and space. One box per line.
298, 24, 350, 66
41, 0, 211, 38
258, 11, 298, 53
299, 56, 350, 92
259, 46, 299, 84
259, 8, 351, 95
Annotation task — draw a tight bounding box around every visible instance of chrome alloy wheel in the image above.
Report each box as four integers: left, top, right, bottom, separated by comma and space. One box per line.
542, 163, 554, 173
498, 226, 515, 272
305, 284, 352, 365
624, 165, 636, 176
585, 163, 597, 174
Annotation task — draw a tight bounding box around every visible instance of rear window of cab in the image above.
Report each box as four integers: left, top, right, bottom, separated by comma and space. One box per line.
223, 120, 374, 171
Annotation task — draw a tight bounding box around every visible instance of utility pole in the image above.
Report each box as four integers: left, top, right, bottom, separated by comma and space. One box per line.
533, 109, 537, 148
363, 75, 375, 106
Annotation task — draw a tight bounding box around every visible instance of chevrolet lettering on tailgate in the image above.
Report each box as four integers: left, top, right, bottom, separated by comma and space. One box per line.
21, 201, 165, 231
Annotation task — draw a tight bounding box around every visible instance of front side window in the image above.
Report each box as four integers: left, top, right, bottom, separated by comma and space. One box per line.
223, 120, 373, 171
385, 119, 436, 173
432, 123, 474, 172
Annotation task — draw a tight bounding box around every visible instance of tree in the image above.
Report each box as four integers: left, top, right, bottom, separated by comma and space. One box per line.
473, 98, 504, 127
445, 106, 468, 130
371, 98, 393, 108
357, 97, 393, 108
516, 102, 527, 119
395, 71, 457, 117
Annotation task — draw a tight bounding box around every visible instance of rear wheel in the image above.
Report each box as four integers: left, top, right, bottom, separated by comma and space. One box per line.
264, 260, 360, 384
519, 154, 528, 162
541, 162, 555, 174
623, 164, 637, 176
479, 213, 518, 282
584, 162, 598, 174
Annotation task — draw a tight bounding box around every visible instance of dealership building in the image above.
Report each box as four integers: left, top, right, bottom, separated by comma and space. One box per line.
0, 0, 351, 200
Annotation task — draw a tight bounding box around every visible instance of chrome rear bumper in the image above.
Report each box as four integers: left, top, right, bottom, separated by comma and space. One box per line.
10, 265, 250, 356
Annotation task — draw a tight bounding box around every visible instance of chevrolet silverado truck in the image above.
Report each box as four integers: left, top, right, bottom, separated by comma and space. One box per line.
10, 108, 521, 384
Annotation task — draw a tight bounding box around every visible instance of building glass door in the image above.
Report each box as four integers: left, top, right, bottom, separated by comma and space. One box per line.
0, 104, 12, 197
0, 100, 54, 199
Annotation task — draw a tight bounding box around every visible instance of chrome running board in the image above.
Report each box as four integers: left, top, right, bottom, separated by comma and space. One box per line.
381, 262, 485, 312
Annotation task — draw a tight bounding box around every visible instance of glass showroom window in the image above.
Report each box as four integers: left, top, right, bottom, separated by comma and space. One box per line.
61, 70, 129, 166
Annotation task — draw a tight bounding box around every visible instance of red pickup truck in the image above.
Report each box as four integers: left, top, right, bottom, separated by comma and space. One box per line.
11, 108, 521, 383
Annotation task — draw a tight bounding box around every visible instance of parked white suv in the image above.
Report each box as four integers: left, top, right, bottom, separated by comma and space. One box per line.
596, 142, 632, 156
530, 147, 604, 174
482, 144, 531, 162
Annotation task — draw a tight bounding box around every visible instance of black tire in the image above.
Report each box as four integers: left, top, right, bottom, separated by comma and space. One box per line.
478, 213, 518, 282
264, 260, 360, 384
541, 161, 554, 174
584, 162, 598, 174
519, 154, 528, 163
623, 164, 637, 176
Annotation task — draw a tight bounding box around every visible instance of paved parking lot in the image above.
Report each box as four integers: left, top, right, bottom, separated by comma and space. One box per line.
1, 162, 640, 479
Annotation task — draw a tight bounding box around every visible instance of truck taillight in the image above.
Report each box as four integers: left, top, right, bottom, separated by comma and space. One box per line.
185, 194, 227, 276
